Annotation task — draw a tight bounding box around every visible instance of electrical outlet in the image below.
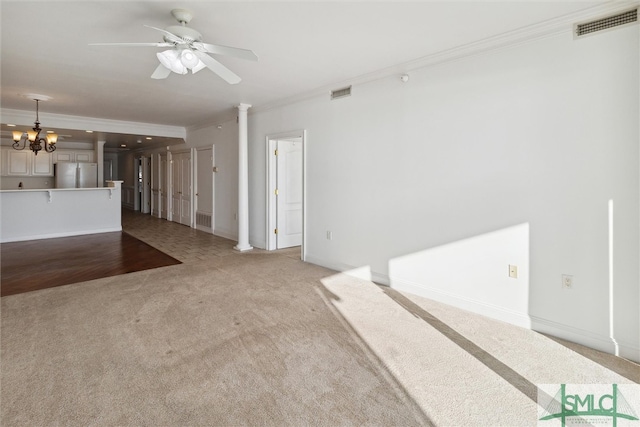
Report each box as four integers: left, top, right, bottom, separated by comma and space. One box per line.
562, 274, 573, 290
508, 265, 518, 279
326, 231, 332, 240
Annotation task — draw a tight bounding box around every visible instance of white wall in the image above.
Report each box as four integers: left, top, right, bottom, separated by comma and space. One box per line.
244, 26, 639, 361
187, 121, 239, 240
0, 176, 54, 190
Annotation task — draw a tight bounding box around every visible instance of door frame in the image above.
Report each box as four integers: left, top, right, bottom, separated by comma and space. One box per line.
265, 130, 306, 260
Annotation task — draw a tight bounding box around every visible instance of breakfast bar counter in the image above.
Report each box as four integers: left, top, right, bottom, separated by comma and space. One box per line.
0, 181, 123, 243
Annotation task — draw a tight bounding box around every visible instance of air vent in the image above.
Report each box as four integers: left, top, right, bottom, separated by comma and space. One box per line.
331, 86, 352, 100
575, 8, 637, 37
196, 212, 212, 229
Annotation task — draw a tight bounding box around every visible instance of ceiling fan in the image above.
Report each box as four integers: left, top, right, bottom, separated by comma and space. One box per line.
90, 9, 258, 84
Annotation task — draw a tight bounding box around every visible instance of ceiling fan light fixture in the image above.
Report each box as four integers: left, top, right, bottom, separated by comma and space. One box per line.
91, 9, 257, 83
180, 49, 199, 68
191, 59, 207, 74
157, 50, 187, 74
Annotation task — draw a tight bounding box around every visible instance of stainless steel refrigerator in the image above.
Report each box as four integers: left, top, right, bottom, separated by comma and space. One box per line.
54, 162, 98, 188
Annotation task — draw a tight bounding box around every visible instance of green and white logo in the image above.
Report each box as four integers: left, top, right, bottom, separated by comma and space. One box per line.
538, 384, 640, 427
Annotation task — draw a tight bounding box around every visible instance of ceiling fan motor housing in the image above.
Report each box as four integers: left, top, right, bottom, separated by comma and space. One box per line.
164, 25, 202, 43
171, 9, 193, 24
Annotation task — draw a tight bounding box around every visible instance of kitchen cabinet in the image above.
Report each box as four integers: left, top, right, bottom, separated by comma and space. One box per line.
32, 151, 53, 175
53, 149, 95, 164
76, 152, 93, 162
1, 148, 53, 177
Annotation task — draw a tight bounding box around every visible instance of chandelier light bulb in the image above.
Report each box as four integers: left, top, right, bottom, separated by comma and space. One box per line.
27, 130, 38, 142
12, 131, 24, 142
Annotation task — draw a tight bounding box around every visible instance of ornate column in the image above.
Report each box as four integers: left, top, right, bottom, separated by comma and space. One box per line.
234, 103, 253, 251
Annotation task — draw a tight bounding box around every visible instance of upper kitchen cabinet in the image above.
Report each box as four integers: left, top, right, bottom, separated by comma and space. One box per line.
53, 149, 95, 163
32, 151, 54, 176
1, 147, 53, 177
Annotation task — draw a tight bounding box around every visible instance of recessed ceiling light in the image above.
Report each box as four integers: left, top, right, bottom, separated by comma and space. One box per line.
137, 139, 142, 144
7, 124, 16, 127
145, 137, 152, 140
46, 130, 55, 133
120, 144, 127, 147
86, 130, 93, 133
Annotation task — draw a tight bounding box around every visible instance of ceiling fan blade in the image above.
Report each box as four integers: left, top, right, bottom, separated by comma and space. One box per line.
193, 42, 258, 61
144, 25, 184, 44
151, 63, 171, 79
89, 42, 174, 47
193, 50, 241, 84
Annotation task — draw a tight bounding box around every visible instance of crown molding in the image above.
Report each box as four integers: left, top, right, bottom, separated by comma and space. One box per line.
188, 111, 238, 132
1, 108, 186, 139
250, 1, 639, 116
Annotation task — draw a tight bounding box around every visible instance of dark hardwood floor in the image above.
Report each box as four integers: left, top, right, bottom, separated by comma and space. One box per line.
1, 232, 181, 297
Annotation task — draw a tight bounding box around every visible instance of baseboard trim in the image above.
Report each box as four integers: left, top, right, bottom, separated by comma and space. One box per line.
391, 277, 532, 329
530, 315, 616, 355
304, 255, 639, 363
213, 228, 237, 241
531, 317, 640, 363
196, 225, 213, 234
304, 255, 531, 328
617, 341, 640, 364
1, 226, 123, 243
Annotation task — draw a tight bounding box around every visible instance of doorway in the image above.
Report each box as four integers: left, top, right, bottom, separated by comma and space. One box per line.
134, 157, 151, 213
141, 156, 151, 214
151, 154, 160, 217
103, 159, 113, 186
171, 150, 192, 226
160, 153, 168, 219
266, 131, 306, 259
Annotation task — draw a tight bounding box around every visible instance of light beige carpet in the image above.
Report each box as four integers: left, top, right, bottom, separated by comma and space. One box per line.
1, 251, 638, 426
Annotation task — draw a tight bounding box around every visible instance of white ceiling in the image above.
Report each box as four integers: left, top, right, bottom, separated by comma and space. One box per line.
0, 1, 614, 147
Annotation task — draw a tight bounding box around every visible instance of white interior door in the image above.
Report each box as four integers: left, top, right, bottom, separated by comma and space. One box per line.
171, 154, 181, 221
276, 139, 303, 248
171, 152, 192, 226
134, 158, 141, 211
179, 153, 191, 226
160, 154, 168, 219
195, 147, 214, 232
141, 156, 151, 214
151, 154, 160, 217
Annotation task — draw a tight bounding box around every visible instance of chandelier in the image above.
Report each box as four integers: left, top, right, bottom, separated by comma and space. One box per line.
12, 99, 57, 156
